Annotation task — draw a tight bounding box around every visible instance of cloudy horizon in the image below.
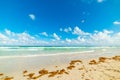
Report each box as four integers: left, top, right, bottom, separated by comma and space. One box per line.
0, 26, 120, 46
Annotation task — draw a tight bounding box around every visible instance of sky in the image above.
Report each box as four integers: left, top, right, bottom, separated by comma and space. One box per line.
0, 0, 120, 46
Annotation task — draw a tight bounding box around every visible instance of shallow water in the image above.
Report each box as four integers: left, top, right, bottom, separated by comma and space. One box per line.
0, 47, 120, 57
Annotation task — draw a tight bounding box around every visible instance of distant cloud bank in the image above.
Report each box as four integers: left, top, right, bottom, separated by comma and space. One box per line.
0, 26, 120, 46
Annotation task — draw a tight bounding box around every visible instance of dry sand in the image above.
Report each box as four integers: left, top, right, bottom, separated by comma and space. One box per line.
0, 55, 120, 80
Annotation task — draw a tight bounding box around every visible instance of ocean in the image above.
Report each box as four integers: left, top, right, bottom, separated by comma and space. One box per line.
0, 47, 120, 58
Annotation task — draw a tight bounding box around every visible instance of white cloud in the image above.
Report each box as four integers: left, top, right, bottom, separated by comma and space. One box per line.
1, 27, 120, 46
29, 14, 35, 20
97, 0, 104, 3
0, 29, 48, 46
66, 38, 71, 43
81, 20, 85, 23
5, 29, 15, 36
5, 29, 11, 36
60, 27, 72, 33
40, 32, 48, 37
64, 27, 72, 33
53, 33, 60, 40
113, 21, 120, 25
60, 28, 120, 46
112, 32, 120, 43
77, 36, 85, 42
0, 33, 9, 40
17, 32, 35, 43
64, 28, 69, 33
73, 26, 90, 35
91, 30, 112, 41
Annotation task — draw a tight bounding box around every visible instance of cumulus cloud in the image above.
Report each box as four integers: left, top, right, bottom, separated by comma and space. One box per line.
113, 21, 120, 25
5, 29, 15, 36
5, 29, 11, 36
0, 29, 48, 46
66, 38, 71, 43
53, 33, 60, 40
73, 26, 90, 36
91, 30, 112, 43
29, 14, 35, 20
77, 36, 85, 42
60, 27, 72, 33
0, 33, 8, 40
40, 32, 48, 37
64, 27, 72, 33
58, 27, 120, 46
1, 27, 120, 46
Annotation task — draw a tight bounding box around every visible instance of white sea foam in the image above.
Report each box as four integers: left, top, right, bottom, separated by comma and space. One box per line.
0, 47, 44, 51
0, 47, 120, 59
0, 50, 95, 59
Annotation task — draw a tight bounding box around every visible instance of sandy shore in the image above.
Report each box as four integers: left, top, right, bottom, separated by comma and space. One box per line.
0, 52, 120, 80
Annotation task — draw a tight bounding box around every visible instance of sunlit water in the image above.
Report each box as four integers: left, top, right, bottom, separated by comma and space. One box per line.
0, 47, 120, 58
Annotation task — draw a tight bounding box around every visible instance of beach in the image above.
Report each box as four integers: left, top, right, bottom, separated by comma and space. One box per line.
0, 47, 120, 80
1, 0, 120, 79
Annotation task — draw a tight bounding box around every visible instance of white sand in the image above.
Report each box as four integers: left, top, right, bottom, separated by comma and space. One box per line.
0, 49, 120, 80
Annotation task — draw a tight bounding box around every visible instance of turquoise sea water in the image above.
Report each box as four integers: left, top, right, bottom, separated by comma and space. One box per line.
0, 47, 120, 57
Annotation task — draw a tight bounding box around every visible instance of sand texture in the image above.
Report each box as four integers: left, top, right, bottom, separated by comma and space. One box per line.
0, 55, 120, 80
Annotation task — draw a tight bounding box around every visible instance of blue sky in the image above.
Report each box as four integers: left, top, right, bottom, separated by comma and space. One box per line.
0, 0, 120, 46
